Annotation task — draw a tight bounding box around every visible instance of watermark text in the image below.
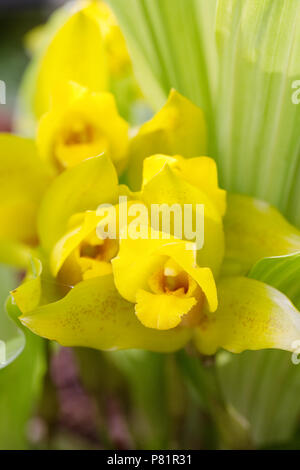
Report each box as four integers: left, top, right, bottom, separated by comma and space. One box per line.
0, 80, 6, 105
96, 196, 205, 250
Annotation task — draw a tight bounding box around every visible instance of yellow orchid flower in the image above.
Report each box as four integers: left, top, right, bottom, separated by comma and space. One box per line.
110, 155, 223, 331
49, 189, 139, 286
37, 153, 119, 253
12, 151, 300, 356
90, 0, 132, 77
112, 230, 218, 331
51, 210, 118, 286
37, 81, 129, 173
126, 89, 207, 190
9, 154, 191, 353
194, 276, 300, 355
33, 1, 108, 120
38, 150, 224, 327
11, 153, 121, 312
17, 0, 137, 136
139, 155, 225, 277
25, 0, 131, 79
141, 153, 226, 217
18, 275, 191, 353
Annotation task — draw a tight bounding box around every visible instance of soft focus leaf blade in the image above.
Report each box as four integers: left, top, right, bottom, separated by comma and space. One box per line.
110, 0, 300, 226
0, 267, 46, 449
0, 266, 24, 369
109, 0, 218, 116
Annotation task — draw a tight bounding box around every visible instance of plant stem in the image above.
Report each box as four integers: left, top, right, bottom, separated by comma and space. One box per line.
176, 349, 253, 449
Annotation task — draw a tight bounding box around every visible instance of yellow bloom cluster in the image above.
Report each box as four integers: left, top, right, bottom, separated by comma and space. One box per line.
1, 0, 300, 356
6, 83, 300, 355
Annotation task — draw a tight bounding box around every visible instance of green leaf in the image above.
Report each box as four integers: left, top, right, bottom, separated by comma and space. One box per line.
176, 350, 252, 449
0, 266, 46, 449
0, 332, 46, 449
0, 266, 24, 368
214, 0, 300, 226
108, 350, 170, 449
0, 315, 25, 370
250, 252, 300, 307
109, 0, 217, 116
217, 252, 300, 446
0, 298, 46, 449
109, 0, 300, 226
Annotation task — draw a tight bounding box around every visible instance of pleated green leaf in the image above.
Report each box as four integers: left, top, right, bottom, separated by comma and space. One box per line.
214, 0, 300, 226
250, 252, 300, 307
108, 0, 218, 120
109, 0, 300, 226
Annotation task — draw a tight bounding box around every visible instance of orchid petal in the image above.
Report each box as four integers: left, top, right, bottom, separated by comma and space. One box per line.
194, 276, 300, 355
0, 134, 52, 245
20, 275, 191, 352
34, 7, 108, 118
141, 164, 225, 277
127, 90, 207, 190
223, 194, 300, 276
38, 154, 118, 252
